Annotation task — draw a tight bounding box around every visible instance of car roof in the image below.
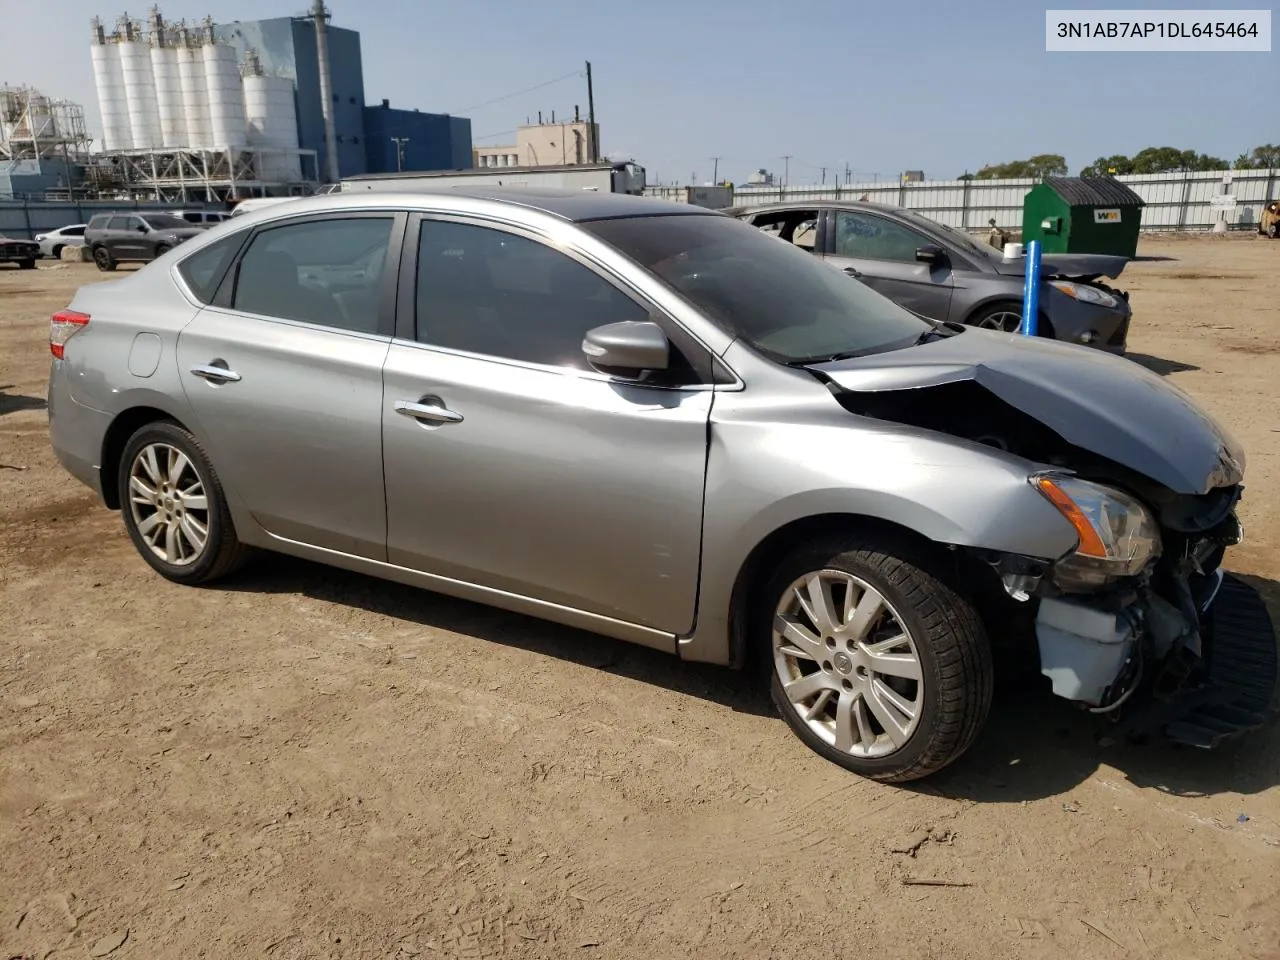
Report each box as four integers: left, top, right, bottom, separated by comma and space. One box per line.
239, 187, 720, 225
725, 199, 911, 219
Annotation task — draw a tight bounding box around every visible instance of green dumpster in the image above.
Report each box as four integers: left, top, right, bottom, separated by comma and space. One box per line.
1022, 177, 1145, 258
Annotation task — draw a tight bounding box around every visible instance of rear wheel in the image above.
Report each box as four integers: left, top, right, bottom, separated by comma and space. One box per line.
118, 421, 252, 585
1269, 222, 1279, 239
762, 534, 993, 782
19, 258, 35, 270
93, 245, 116, 272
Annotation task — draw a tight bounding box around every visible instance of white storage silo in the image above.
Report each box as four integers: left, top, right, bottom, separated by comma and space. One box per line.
202, 43, 247, 150
176, 45, 212, 148
91, 41, 132, 151
244, 74, 301, 181
120, 39, 162, 148
151, 44, 184, 148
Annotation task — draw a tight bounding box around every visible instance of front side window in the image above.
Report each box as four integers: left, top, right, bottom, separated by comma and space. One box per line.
584, 214, 929, 364
107, 216, 131, 231
834, 211, 930, 262
232, 216, 393, 333
140, 214, 191, 231
415, 219, 649, 370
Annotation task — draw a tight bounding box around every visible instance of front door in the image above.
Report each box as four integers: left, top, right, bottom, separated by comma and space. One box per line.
175, 212, 401, 559
826, 209, 955, 321
381, 216, 712, 633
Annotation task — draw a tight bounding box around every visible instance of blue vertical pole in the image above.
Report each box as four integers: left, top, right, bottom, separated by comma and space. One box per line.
1021, 240, 1041, 336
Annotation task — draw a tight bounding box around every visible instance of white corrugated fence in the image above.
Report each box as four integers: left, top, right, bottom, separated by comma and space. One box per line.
648, 169, 1279, 232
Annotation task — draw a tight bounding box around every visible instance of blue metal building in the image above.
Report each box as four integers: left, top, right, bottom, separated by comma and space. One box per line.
362, 101, 471, 174
213, 16, 470, 181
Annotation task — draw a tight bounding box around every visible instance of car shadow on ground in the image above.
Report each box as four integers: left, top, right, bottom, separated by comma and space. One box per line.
226, 556, 1279, 801
224, 553, 774, 718
1131, 255, 1178, 263
0, 387, 47, 416
1127, 353, 1201, 376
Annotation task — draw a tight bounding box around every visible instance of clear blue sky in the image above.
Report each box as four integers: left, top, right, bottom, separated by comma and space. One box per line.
4, 0, 1274, 183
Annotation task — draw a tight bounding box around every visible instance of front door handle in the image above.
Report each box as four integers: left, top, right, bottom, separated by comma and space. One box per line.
394, 398, 464, 424
843, 266, 862, 278
190, 362, 241, 384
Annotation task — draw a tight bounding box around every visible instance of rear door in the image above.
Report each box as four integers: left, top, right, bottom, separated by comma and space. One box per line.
109, 216, 143, 258
826, 209, 955, 320
175, 212, 404, 558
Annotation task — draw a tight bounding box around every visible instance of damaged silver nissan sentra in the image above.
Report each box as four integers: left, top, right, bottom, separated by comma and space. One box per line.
48, 191, 1278, 782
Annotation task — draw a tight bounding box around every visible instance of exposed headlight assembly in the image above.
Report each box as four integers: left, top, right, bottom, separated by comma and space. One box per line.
1049, 280, 1119, 309
1033, 474, 1161, 589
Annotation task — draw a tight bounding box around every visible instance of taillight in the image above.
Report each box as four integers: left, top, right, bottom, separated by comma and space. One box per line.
50, 310, 90, 359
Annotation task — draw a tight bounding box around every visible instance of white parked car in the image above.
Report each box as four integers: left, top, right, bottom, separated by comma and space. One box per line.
35, 224, 88, 259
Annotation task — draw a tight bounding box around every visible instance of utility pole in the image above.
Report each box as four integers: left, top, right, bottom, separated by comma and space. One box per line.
585, 61, 598, 163
781, 155, 792, 187
711, 156, 720, 183
844, 162, 851, 185
311, 0, 340, 183
821, 166, 826, 185
391, 137, 409, 172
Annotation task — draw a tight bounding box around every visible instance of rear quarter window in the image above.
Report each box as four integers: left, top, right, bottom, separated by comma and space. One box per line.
87, 215, 110, 230
176, 233, 246, 304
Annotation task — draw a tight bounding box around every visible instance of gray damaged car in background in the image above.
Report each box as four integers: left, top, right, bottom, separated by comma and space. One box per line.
47, 191, 1278, 782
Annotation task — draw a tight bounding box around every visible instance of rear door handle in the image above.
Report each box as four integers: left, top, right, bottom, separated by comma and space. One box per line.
394, 399, 464, 424
190, 362, 241, 383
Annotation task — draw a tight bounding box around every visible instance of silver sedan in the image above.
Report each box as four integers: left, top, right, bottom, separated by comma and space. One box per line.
47, 190, 1276, 781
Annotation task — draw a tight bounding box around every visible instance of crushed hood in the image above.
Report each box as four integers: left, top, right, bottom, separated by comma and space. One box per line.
811, 329, 1244, 495
992, 252, 1128, 280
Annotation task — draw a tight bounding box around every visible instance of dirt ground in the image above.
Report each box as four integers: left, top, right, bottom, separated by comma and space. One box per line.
2, 236, 1279, 960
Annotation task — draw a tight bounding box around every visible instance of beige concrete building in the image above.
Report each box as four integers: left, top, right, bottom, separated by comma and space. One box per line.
473, 118, 600, 168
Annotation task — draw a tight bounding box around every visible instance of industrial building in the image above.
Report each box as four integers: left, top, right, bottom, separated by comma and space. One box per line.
474, 113, 600, 169
0, 87, 91, 197
78, 3, 471, 203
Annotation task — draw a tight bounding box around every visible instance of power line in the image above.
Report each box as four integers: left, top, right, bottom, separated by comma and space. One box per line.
449, 70, 584, 115
472, 129, 517, 143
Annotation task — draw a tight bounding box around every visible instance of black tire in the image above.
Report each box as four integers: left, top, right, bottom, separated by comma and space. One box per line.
50, 245, 64, 260
19, 258, 35, 270
1269, 222, 1279, 239
965, 301, 1025, 334
93, 245, 117, 272
761, 533, 993, 782
118, 421, 252, 585
154, 243, 172, 258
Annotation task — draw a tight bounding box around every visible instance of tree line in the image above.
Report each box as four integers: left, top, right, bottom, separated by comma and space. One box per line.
960, 144, 1280, 180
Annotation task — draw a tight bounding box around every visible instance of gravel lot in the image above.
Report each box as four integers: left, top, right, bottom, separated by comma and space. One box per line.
2, 236, 1278, 960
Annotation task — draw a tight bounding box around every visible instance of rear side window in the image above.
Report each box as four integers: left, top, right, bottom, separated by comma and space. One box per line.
87, 216, 110, 230
177, 233, 244, 304
232, 217, 393, 334
66, 226, 86, 237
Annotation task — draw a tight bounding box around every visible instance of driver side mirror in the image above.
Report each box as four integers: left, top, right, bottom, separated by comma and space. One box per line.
582, 320, 670, 378
916, 244, 945, 264
136, 224, 149, 233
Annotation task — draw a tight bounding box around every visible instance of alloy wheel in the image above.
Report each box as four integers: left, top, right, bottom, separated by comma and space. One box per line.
772, 570, 924, 758
976, 310, 1022, 332
127, 442, 211, 566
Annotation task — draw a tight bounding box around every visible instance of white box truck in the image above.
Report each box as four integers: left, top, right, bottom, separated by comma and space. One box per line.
340, 161, 646, 196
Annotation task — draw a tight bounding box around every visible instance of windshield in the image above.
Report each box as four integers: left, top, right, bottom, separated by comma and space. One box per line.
899, 209, 994, 260
140, 214, 191, 230
583, 214, 930, 363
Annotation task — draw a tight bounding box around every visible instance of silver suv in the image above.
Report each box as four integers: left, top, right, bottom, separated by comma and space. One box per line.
46, 190, 1276, 781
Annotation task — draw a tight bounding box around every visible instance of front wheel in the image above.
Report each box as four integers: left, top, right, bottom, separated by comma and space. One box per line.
1269, 222, 1279, 239
118, 421, 252, 585
965, 301, 1024, 333
153, 243, 172, 258
762, 534, 993, 782
19, 258, 35, 270
50, 245, 64, 260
